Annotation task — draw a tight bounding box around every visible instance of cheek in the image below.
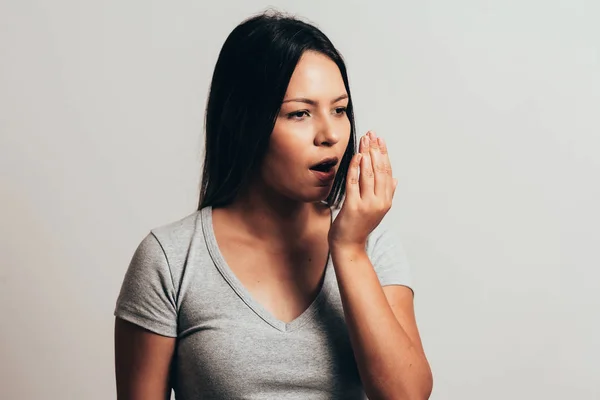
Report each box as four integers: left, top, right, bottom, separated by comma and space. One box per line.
268, 126, 310, 164
339, 117, 352, 137
259, 154, 305, 196
260, 143, 312, 194
263, 144, 305, 174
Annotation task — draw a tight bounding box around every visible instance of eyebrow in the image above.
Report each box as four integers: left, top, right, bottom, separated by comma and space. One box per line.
282, 94, 348, 105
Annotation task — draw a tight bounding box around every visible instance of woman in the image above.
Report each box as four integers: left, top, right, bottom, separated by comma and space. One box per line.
114, 10, 432, 400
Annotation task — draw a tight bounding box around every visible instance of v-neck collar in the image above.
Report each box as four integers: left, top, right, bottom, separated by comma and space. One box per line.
201, 204, 337, 333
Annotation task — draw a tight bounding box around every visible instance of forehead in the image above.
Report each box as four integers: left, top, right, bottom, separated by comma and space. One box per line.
284, 51, 346, 98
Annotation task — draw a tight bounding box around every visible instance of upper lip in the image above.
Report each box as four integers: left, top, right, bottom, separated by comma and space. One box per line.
310, 156, 339, 169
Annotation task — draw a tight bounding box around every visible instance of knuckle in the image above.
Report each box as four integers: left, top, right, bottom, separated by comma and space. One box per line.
374, 199, 390, 212
375, 163, 387, 173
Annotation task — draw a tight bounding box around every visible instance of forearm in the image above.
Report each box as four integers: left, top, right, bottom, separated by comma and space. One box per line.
331, 245, 432, 400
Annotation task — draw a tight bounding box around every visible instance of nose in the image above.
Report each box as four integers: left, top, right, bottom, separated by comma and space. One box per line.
314, 115, 340, 147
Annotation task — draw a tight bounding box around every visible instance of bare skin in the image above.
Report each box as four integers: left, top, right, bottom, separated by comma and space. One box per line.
114, 50, 351, 399
211, 202, 332, 324
210, 50, 350, 323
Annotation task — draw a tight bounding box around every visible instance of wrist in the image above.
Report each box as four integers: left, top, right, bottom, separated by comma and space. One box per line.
329, 242, 367, 258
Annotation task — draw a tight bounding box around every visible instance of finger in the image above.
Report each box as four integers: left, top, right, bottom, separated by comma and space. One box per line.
345, 153, 362, 202
369, 132, 387, 198
367, 132, 389, 200
360, 135, 374, 199
359, 131, 367, 153
376, 136, 393, 176
376, 136, 393, 200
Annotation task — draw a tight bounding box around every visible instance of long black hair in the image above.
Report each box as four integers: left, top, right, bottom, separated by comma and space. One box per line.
197, 9, 357, 211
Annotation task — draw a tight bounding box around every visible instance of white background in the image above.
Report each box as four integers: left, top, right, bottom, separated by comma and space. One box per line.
1, 1, 598, 399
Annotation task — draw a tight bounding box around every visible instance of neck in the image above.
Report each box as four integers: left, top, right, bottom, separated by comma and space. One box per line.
216, 178, 330, 248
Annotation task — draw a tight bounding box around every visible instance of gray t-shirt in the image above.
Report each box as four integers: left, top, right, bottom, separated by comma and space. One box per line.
114, 205, 413, 399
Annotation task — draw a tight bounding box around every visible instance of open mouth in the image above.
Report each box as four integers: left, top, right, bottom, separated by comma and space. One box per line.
309, 159, 337, 172
310, 161, 336, 183
310, 163, 335, 172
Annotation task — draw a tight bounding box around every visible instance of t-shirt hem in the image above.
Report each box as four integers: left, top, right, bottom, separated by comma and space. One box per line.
379, 281, 415, 297
114, 308, 178, 338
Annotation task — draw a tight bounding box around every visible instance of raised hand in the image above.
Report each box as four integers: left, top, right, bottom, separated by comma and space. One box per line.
328, 130, 397, 250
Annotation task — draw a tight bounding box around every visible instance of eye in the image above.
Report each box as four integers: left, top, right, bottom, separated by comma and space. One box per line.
334, 107, 347, 116
287, 110, 310, 120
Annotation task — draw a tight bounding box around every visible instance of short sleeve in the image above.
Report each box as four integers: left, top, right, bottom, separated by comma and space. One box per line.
367, 222, 414, 296
114, 232, 178, 337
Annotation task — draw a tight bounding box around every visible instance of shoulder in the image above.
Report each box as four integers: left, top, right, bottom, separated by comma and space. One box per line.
150, 209, 202, 246
115, 211, 204, 338
143, 209, 203, 267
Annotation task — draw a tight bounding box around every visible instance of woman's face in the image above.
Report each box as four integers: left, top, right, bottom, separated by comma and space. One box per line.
260, 51, 352, 203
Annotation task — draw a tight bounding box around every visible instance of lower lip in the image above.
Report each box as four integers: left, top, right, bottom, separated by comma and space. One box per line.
310, 168, 336, 183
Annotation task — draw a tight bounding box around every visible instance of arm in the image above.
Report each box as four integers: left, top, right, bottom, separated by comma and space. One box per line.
331, 245, 433, 400
114, 318, 176, 400
114, 232, 179, 399
327, 131, 433, 398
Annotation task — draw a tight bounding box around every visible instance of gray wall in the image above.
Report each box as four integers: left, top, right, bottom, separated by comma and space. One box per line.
1, 1, 598, 399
